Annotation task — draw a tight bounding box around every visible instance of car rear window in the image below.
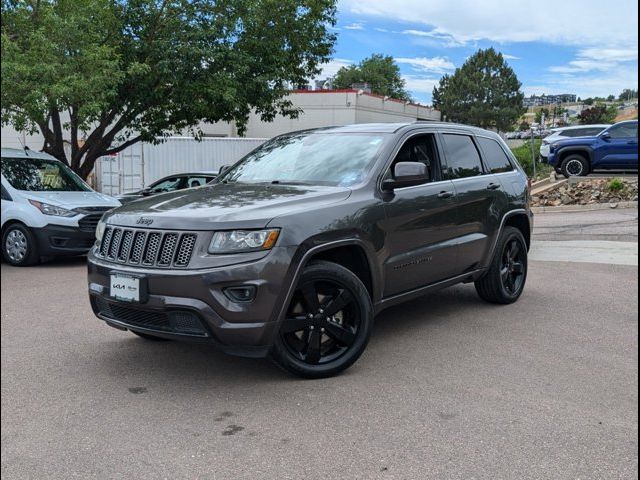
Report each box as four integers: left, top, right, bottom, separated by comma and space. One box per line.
441, 134, 484, 179
477, 137, 514, 173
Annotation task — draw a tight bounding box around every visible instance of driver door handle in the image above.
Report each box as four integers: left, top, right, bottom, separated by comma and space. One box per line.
437, 190, 454, 199
487, 182, 501, 190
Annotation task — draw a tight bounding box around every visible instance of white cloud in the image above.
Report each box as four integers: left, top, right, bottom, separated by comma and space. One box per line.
402, 75, 439, 94
396, 56, 455, 74
342, 0, 638, 47
400, 29, 467, 48
526, 66, 639, 98
317, 58, 353, 78
343, 22, 365, 30
502, 54, 520, 60
549, 46, 638, 73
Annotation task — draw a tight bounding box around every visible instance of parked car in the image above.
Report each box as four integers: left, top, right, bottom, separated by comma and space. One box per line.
116, 171, 218, 204
1, 148, 120, 266
547, 120, 638, 178
540, 124, 610, 159
88, 122, 533, 378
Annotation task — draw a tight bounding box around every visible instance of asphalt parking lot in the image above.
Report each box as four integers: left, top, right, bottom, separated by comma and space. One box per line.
1, 210, 638, 479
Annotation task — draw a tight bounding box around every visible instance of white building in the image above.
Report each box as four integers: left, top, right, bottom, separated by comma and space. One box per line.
2, 89, 439, 147
2, 89, 440, 193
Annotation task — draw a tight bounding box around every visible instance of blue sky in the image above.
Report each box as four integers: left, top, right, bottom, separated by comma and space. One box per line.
321, 0, 638, 105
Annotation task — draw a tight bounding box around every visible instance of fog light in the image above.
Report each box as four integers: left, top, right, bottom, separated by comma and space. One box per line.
223, 285, 257, 303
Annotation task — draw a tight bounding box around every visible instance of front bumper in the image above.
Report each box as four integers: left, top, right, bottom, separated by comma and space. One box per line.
87, 246, 297, 357
32, 224, 96, 256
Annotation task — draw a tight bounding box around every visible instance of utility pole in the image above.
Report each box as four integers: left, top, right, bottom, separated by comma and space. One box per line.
530, 127, 537, 179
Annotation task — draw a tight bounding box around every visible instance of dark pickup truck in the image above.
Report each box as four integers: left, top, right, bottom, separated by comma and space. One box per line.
88, 122, 533, 378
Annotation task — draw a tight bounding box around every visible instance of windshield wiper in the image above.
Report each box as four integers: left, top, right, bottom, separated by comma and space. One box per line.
269, 180, 314, 186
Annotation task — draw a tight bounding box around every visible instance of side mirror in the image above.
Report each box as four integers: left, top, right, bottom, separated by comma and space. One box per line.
382, 162, 428, 191
141, 188, 152, 196
219, 165, 231, 175
600, 131, 611, 141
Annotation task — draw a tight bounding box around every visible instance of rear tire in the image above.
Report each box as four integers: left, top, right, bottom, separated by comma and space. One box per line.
475, 227, 528, 304
270, 261, 373, 379
560, 154, 590, 178
131, 331, 171, 341
2, 223, 40, 266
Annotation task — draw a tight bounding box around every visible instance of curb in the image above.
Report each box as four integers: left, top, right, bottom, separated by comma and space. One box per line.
532, 201, 638, 214
531, 179, 567, 196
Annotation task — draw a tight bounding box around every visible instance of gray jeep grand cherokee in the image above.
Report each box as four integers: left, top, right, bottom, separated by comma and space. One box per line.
88, 122, 533, 378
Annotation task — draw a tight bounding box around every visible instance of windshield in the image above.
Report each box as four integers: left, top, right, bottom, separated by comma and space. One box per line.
1, 157, 91, 192
220, 133, 388, 187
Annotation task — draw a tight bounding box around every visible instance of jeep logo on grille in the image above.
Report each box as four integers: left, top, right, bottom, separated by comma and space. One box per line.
136, 217, 154, 226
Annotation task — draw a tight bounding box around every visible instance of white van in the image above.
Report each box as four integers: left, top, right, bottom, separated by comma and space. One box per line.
1, 148, 120, 266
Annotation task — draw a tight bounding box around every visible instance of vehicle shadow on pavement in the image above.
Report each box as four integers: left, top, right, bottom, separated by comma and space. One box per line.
371, 284, 490, 344
84, 284, 501, 387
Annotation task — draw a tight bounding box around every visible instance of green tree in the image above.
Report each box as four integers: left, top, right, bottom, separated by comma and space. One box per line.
577, 103, 618, 124
535, 108, 550, 124
1, 0, 337, 178
618, 88, 638, 101
432, 48, 525, 131
332, 54, 411, 101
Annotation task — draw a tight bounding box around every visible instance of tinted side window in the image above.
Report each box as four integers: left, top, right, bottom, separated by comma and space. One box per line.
608, 123, 638, 139
560, 129, 578, 137
441, 134, 484, 179
1, 184, 12, 201
389, 134, 440, 182
477, 137, 514, 173
581, 127, 606, 136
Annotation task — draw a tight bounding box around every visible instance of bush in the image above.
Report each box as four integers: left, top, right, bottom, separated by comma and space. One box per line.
608, 178, 625, 192
509, 139, 554, 179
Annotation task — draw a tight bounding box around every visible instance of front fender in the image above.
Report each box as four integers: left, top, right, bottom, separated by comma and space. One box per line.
554, 146, 594, 166
1, 203, 48, 229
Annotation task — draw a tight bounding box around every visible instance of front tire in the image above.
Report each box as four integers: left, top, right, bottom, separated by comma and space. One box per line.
270, 261, 373, 379
2, 224, 40, 266
561, 154, 590, 178
475, 227, 528, 304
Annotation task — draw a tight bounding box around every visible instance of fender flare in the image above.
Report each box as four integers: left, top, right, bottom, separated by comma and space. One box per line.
556, 146, 594, 165
269, 237, 380, 330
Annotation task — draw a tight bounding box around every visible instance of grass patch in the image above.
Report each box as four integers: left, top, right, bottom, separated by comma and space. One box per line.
608, 178, 625, 192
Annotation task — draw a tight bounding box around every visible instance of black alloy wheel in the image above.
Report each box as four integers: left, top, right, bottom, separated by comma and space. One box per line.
271, 261, 373, 378
500, 237, 526, 296
475, 226, 528, 304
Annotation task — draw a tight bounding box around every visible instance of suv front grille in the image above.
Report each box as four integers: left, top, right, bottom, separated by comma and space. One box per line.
77, 207, 113, 232
97, 227, 198, 268
78, 213, 105, 232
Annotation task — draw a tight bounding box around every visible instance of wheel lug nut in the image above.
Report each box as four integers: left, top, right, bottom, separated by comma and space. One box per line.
309, 326, 314, 330
321, 328, 325, 333
318, 309, 324, 314
308, 314, 313, 319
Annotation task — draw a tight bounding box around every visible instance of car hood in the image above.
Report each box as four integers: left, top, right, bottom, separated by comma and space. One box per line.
104, 182, 352, 230
553, 136, 598, 147
23, 191, 121, 209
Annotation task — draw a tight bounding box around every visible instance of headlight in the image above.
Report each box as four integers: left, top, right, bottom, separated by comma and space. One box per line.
208, 229, 280, 254
95, 219, 107, 242
28, 200, 77, 217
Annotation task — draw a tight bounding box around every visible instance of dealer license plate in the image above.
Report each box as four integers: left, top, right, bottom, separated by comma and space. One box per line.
110, 273, 140, 302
